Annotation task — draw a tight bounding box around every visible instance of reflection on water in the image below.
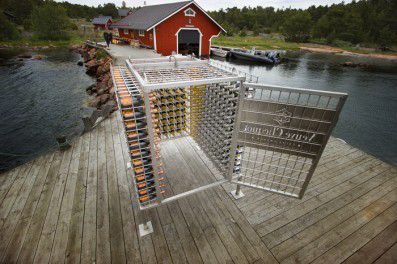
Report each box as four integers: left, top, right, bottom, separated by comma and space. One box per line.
0, 48, 94, 172
214, 52, 397, 165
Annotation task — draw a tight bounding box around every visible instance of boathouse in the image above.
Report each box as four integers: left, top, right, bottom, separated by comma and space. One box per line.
110, 1, 225, 57
92, 16, 112, 30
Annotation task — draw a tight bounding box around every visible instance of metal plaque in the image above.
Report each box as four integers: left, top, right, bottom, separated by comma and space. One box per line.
230, 83, 347, 198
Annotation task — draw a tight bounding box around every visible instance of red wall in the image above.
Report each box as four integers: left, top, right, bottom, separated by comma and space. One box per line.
118, 29, 154, 47
154, 3, 221, 57
93, 20, 112, 30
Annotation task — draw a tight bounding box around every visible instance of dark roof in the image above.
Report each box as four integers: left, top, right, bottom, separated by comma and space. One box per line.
92, 16, 112, 25
118, 9, 132, 17
111, 1, 191, 30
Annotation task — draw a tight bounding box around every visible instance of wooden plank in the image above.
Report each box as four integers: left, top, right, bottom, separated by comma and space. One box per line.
271, 175, 397, 261
113, 113, 142, 264
342, 220, 397, 264
373, 243, 397, 264
237, 149, 367, 212
81, 122, 99, 264
95, 121, 111, 264
0, 160, 35, 228
175, 137, 278, 264
64, 131, 91, 264
247, 155, 378, 227
254, 158, 387, 236
311, 203, 397, 264
0, 166, 22, 206
33, 142, 75, 264
105, 117, 127, 263
16, 151, 64, 263
280, 191, 397, 264
49, 136, 83, 263
1, 152, 55, 263
0, 154, 47, 260
116, 115, 157, 264
162, 223, 188, 264
162, 142, 219, 264
169, 140, 239, 264
263, 168, 397, 248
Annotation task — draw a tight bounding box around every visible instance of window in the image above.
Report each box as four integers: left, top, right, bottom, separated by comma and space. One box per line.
123, 29, 129, 35
184, 8, 196, 17
139, 30, 145, 36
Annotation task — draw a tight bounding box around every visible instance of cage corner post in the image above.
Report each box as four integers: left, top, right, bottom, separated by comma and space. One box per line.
229, 79, 246, 200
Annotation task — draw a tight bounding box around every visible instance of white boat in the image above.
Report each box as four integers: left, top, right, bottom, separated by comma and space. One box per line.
210, 47, 228, 58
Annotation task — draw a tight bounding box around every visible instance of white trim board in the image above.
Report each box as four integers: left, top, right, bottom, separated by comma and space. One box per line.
175, 27, 202, 57
147, 1, 226, 33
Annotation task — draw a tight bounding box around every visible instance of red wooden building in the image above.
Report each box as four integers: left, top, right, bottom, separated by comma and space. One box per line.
92, 16, 112, 30
110, 1, 225, 57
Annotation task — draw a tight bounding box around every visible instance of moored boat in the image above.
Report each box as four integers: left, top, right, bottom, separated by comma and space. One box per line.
210, 47, 229, 58
230, 48, 284, 64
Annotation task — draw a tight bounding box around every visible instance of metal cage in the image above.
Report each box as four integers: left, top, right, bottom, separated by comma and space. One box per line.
112, 56, 348, 210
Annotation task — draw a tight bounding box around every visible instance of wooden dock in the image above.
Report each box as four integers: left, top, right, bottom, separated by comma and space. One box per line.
0, 112, 396, 263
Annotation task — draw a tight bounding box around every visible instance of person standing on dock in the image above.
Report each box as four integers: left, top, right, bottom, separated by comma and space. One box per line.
103, 32, 111, 48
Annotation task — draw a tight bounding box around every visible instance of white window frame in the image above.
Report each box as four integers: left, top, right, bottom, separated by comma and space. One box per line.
184, 8, 196, 17
139, 30, 145, 37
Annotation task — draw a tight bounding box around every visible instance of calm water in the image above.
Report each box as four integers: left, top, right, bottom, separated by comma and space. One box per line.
0, 48, 94, 172
213, 52, 397, 166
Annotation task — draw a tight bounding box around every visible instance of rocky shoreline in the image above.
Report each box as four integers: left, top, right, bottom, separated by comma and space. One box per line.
74, 44, 117, 112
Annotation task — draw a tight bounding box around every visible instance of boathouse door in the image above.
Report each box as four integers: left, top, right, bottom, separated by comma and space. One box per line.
177, 28, 201, 57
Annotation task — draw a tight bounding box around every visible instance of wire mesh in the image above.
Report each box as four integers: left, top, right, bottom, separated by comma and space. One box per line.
231, 83, 347, 198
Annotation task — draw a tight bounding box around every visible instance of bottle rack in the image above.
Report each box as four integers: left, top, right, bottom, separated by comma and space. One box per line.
149, 88, 189, 140
118, 58, 246, 209
191, 83, 241, 175
111, 65, 166, 210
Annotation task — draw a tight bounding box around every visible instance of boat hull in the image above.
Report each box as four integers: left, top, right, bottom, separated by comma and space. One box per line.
231, 51, 276, 64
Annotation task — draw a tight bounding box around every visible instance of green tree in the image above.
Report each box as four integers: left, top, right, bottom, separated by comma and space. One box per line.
0, 11, 20, 41
378, 26, 396, 49
100, 3, 118, 18
31, 2, 70, 40
282, 12, 312, 42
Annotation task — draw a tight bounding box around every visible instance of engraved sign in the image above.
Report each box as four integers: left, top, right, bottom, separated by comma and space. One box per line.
231, 84, 347, 198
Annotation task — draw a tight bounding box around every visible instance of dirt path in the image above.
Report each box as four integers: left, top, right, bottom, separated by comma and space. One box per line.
300, 46, 397, 60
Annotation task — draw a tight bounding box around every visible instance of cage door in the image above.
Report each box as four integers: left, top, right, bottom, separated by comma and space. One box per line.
229, 83, 347, 199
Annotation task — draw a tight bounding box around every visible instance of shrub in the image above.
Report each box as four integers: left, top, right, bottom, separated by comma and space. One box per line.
31, 3, 71, 40
0, 12, 20, 41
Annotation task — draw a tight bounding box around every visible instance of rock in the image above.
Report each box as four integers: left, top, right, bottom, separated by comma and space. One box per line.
102, 61, 110, 73
342, 61, 357, 67
89, 97, 101, 108
77, 61, 83, 66
107, 78, 113, 88
86, 84, 95, 92
85, 59, 99, 76
33, 55, 44, 60
96, 65, 103, 76
109, 86, 115, 96
99, 94, 110, 104
102, 73, 110, 84
18, 53, 32, 59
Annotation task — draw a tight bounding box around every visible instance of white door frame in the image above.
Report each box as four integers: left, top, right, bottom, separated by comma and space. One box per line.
175, 28, 202, 57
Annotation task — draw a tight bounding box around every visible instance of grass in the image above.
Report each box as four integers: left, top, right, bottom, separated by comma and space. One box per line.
212, 35, 300, 50
212, 35, 397, 56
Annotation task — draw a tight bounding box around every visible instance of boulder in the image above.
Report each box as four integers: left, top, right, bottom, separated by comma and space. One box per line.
85, 59, 99, 76
342, 61, 357, 67
86, 84, 95, 92
96, 65, 103, 76
18, 53, 32, 59
102, 73, 110, 84
77, 61, 83, 66
99, 94, 110, 104
89, 97, 101, 108
102, 61, 111, 73
107, 78, 113, 88
33, 55, 44, 60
